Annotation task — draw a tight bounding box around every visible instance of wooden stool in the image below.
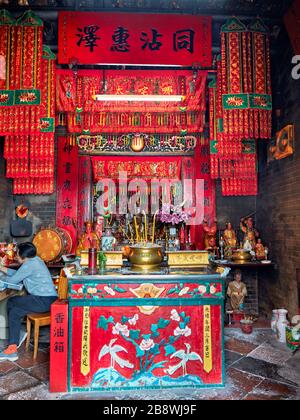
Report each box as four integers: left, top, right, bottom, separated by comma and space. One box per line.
26, 313, 51, 360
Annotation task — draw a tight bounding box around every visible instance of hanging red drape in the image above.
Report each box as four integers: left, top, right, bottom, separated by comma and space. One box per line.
56, 69, 207, 134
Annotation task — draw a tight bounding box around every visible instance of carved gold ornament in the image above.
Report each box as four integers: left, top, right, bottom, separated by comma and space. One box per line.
129, 283, 165, 315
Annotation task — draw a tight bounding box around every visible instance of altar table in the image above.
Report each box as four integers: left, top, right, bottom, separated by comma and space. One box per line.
50, 267, 228, 392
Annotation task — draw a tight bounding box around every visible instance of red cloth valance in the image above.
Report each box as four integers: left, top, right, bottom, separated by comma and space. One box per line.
56, 69, 207, 113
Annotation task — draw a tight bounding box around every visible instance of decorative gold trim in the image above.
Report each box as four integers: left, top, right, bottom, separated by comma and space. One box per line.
129, 283, 165, 315
80, 250, 123, 268
167, 251, 209, 267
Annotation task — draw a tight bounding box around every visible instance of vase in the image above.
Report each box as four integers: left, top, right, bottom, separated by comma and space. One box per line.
168, 226, 180, 251
101, 227, 115, 252
271, 309, 279, 334
276, 309, 289, 343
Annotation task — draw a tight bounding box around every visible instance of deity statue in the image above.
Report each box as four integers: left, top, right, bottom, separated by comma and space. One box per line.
95, 216, 104, 241
76, 221, 100, 257
255, 239, 265, 261
223, 222, 237, 249
240, 217, 259, 249
227, 270, 248, 312
203, 219, 217, 251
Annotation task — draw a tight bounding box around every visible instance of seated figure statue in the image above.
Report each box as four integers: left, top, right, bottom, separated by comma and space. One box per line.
227, 270, 247, 312
76, 221, 100, 257
223, 222, 237, 249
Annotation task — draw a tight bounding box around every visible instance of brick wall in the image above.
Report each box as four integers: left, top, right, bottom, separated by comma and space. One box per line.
257, 30, 300, 317
0, 138, 56, 243
216, 180, 257, 243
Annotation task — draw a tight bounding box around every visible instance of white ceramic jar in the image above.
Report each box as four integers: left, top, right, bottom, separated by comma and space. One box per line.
276, 309, 289, 343
271, 309, 279, 334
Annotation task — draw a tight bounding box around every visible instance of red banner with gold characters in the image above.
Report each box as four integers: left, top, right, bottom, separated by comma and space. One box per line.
50, 300, 68, 393
56, 137, 79, 252
58, 12, 211, 67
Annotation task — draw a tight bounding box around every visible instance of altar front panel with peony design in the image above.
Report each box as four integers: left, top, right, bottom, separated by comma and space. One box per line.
66, 273, 225, 392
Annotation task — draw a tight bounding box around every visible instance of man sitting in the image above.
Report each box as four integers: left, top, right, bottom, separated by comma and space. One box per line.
0, 242, 57, 362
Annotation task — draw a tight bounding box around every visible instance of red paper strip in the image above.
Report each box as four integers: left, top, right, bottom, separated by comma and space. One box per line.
78, 156, 92, 235
56, 137, 79, 252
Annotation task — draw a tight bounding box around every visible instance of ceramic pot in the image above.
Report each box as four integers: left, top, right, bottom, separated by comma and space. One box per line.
271, 309, 279, 334
240, 319, 254, 334
277, 309, 289, 343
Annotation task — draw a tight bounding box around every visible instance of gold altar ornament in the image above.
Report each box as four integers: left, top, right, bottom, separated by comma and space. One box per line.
130, 134, 146, 152
167, 251, 209, 267
129, 283, 165, 315
80, 250, 123, 268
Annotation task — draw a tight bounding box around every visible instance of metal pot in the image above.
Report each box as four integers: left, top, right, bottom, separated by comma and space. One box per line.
232, 249, 251, 262
128, 244, 163, 270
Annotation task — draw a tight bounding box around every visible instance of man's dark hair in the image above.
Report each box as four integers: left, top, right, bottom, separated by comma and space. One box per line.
17, 242, 37, 259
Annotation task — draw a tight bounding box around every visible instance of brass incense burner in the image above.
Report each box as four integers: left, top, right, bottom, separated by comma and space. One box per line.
232, 249, 251, 262
128, 244, 163, 270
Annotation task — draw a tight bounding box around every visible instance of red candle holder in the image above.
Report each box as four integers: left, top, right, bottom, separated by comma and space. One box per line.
88, 248, 98, 275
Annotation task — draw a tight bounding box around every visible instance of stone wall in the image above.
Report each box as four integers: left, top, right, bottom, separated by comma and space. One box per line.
257, 30, 300, 317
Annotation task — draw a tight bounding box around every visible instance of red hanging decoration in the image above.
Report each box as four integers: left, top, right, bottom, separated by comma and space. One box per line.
209, 18, 272, 196
1, 12, 56, 195
0, 11, 43, 136
56, 69, 207, 135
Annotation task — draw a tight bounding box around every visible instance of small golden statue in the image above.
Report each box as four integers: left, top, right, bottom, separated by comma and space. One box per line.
227, 270, 248, 312
255, 239, 265, 261
203, 218, 217, 251
223, 222, 237, 249
240, 217, 259, 250
76, 221, 100, 257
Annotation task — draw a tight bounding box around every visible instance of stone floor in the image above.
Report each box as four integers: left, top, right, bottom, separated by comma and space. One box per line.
0, 323, 299, 400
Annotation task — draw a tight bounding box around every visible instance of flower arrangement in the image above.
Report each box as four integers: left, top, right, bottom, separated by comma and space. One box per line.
158, 204, 192, 226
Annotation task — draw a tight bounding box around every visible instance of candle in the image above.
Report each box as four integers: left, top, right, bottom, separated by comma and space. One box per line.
134, 216, 139, 243
152, 211, 158, 244
144, 211, 148, 243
